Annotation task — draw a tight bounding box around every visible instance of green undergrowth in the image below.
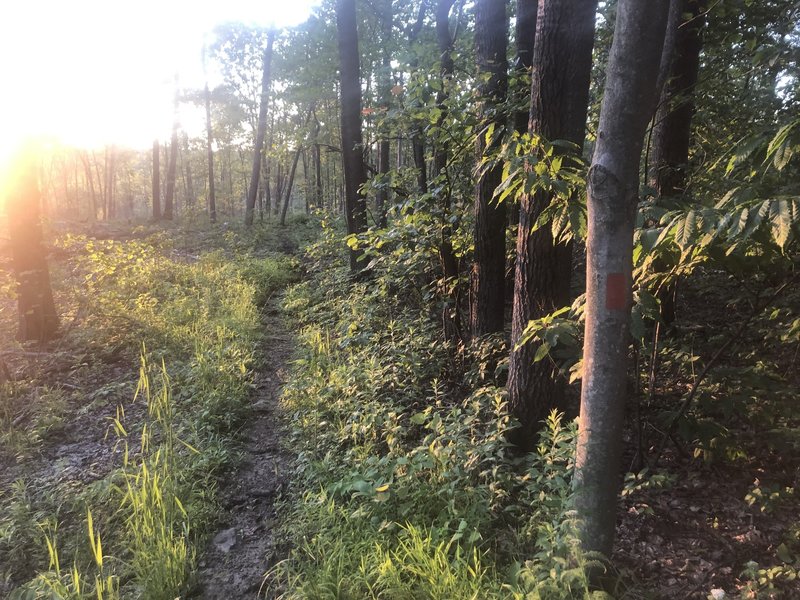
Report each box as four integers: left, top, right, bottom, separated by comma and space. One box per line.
270, 223, 607, 599
0, 221, 305, 598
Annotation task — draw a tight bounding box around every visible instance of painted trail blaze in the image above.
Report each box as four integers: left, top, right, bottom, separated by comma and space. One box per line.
605, 272, 627, 310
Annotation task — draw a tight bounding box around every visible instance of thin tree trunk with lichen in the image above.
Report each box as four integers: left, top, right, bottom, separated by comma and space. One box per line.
574, 0, 669, 561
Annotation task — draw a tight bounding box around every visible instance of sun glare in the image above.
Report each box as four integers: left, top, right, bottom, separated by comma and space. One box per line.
0, 0, 320, 170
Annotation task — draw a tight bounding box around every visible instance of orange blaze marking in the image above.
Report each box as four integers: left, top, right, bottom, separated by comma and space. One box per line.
605, 272, 627, 310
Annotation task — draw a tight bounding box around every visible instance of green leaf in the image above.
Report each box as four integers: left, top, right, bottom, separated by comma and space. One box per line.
769, 199, 792, 249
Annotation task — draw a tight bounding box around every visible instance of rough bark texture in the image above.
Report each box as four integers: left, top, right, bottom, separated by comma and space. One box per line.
574, 0, 669, 561
471, 0, 508, 336
336, 0, 368, 272
245, 31, 275, 227
513, 0, 538, 135
376, 0, 392, 228
152, 140, 161, 220
280, 146, 302, 226
649, 0, 705, 200
507, 0, 598, 450
7, 152, 59, 342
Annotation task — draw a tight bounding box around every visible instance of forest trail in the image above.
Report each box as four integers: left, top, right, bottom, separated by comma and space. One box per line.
189, 299, 294, 599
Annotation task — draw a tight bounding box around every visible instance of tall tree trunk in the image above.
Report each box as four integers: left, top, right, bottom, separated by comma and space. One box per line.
152, 139, 161, 220
375, 0, 393, 228
202, 49, 217, 223
648, 0, 705, 326
246, 30, 276, 226
513, 0, 538, 135
7, 150, 59, 342
280, 146, 303, 226
471, 0, 509, 337
164, 79, 179, 221
574, 0, 669, 561
80, 151, 98, 221
410, 1, 429, 195
649, 0, 705, 201
265, 113, 274, 218
105, 147, 115, 219
93, 151, 105, 220
314, 142, 323, 209
507, 0, 599, 449
336, 0, 368, 272
434, 0, 462, 339
509, 0, 539, 229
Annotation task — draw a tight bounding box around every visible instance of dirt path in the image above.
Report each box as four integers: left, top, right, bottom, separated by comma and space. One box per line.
188, 302, 294, 600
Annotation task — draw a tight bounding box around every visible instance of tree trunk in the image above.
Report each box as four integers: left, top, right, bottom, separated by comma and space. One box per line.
246, 30, 276, 226
649, 0, 705, 201
509, 0, 539, 229
507, 0, 598, 450
202, 49, 217, 223
336, 0, 368, 272
164, 79, 179, 221
433, 0, 462, 339
513, 0, 538, 135
471, 0, 508, 337
280, 146, 303, 226
375, 0, 392, 228
574, 0, 669, 561
152, 140, 161, 220
7, 150, 59, 342
81, 151, 98, 221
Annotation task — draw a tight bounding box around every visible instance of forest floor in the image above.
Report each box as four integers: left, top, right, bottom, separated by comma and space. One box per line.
187, 301, 294, 599
1, 219, 798, 599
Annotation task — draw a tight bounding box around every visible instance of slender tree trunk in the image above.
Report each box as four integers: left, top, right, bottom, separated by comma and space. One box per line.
509, 0, 538, 229
513, 0, 538, 135
574, 0, 669, 561
336, 0, 368, 272
409, 1, 428, 194
375, 0, 392, 228
649, 0, 705, 201
202, 50, 217, 223
471, 0, 509, 337
507, 0, 599, 449
81, 151, 98, 221
246, 30, 276, 226
151, 139, 161, 220
280, 146, 302, 226
164, 79, 179, 221
314, 142, 323, 209
93, 151, 105, 220
433, 0, 462, 339
7, 150, 59, 341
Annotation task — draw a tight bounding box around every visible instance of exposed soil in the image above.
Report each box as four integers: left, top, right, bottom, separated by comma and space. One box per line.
187, 303, 294, 600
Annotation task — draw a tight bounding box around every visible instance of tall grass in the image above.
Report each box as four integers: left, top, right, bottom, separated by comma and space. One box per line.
2, 225, 300, 597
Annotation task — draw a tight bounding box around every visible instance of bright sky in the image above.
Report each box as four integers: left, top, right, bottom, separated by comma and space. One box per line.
0, 0, 320, 167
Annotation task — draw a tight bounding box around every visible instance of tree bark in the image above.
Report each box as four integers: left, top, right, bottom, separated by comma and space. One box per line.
152, 140, 161, 220
280, 145, 303, 226
649, 0, 705, 201
246, 30, 276, 226
513, 0, 538, 136
574, 0, 669, 561
7, 150, 59, 342
164, 78, 179, 221
336, 0, 369, 272
202, 49, 217, 223
471, 0, 508, 336
507, 0, 598, 450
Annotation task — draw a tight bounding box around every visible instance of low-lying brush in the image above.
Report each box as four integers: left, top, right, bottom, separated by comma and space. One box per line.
271, 224, 596, 599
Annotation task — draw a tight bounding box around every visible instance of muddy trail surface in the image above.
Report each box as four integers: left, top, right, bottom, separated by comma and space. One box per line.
188, 303, 294, 600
